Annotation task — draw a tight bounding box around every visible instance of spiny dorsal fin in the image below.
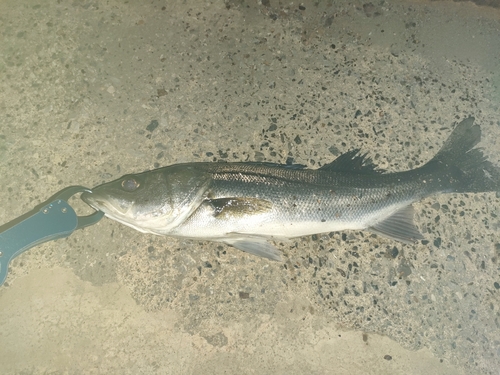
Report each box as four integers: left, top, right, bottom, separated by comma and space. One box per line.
320, 149, 385, 174
219, 161, 307, 170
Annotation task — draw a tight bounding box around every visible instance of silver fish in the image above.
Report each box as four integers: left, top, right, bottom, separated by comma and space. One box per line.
82, 117, 500, 261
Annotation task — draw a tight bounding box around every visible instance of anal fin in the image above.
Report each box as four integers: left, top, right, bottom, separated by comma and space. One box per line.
369, 205, 424, 244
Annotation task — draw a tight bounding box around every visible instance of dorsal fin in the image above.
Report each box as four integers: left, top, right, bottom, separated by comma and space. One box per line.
320, 149, 384, 174
223, 161, 307, 170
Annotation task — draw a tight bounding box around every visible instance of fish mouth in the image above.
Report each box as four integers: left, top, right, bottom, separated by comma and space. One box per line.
81, 191, 114, 214
81, 190, 156, 234
81, 191, 99, 209
81, 190, 136, 220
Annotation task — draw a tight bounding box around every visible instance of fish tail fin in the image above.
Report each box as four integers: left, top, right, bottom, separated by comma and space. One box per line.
427, 117, 500, 193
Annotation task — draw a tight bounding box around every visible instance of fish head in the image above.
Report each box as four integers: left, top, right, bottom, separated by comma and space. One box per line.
81, 165, 210, 234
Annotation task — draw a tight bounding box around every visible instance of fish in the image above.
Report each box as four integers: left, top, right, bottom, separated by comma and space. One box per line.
81, 117, 500, 261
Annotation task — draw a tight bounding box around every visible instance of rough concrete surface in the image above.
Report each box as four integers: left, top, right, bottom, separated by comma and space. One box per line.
0, 0, 499, 374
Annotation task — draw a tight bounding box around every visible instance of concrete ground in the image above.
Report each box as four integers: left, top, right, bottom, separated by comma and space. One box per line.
0, 0, 499, 374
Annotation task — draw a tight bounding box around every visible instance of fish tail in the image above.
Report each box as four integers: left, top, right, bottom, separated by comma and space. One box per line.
427, 117, 500, 193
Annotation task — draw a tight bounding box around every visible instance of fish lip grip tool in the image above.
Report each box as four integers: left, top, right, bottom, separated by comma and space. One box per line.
0, 186, 104, 286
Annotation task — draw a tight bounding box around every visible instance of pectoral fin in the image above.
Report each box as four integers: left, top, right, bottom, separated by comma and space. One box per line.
369, 205, 425, 244
223, 237, 282, 261
210, 197, 273, 219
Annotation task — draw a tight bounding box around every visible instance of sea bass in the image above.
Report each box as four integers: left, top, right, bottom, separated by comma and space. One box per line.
82, 117, 500, 261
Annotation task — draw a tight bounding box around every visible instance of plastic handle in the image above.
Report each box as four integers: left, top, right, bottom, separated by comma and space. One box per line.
0, 199, 78, 285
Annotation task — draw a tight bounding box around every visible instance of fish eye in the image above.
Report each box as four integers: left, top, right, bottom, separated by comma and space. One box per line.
121, 177, 140, 191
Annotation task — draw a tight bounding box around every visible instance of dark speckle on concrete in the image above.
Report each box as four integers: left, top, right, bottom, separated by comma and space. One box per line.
146, 120, 159, 132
